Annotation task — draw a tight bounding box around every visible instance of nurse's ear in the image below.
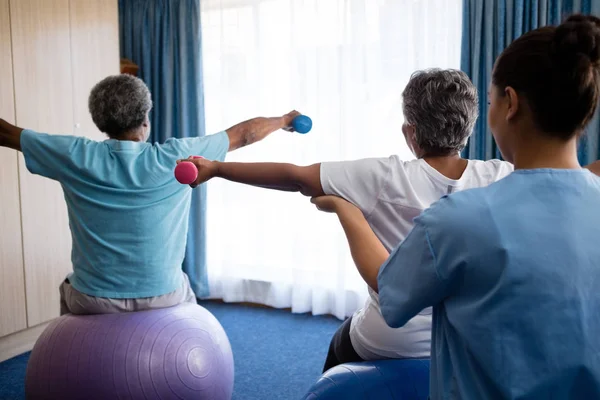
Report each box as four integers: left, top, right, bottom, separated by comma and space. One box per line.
504, 86, 520, 122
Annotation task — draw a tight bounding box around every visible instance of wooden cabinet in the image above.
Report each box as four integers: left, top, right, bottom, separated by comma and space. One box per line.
0, 0, 27, 338
69, 0, 120, 140
11, 0, 76, 327
0, 0, 119, 359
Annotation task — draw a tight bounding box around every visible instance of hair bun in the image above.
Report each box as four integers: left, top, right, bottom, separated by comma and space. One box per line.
553, 15, 600, 65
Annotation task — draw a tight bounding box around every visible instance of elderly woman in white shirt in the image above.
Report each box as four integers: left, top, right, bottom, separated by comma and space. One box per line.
181, 68, 516, 370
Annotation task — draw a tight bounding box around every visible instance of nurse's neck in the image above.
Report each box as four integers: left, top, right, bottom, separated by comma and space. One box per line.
511, 128, 581, 170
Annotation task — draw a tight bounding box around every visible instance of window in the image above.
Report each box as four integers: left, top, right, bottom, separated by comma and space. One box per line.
202, 0, 463, 318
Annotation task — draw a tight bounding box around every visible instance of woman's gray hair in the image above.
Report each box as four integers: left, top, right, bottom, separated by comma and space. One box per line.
88, 74, 153, 138
402, 69, 478, 155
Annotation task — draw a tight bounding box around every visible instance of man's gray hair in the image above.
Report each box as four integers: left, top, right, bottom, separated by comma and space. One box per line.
402, 69, 478, 155
88, 74, 153, 138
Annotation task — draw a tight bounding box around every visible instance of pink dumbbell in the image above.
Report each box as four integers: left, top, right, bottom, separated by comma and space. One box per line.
174, 156, 204, 184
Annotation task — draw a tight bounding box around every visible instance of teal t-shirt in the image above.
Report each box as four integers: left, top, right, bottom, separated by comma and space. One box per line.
378, 169, 600, 399
20, 129, 229, 299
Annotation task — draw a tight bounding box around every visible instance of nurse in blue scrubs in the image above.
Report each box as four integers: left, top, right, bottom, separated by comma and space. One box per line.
311, 14, 600, 400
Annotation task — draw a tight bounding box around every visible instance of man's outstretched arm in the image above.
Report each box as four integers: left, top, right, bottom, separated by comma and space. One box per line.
226, 110, 300, 151
0, 119, 24, 151
180, 157, 326, 197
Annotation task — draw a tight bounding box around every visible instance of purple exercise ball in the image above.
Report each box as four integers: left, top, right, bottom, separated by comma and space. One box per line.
25, 303, 234, 400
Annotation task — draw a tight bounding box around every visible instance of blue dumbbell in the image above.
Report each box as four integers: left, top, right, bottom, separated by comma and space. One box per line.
292, 115, 312, 134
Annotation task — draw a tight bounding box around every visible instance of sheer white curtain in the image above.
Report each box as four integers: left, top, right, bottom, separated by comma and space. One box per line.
201, 0, 462, 319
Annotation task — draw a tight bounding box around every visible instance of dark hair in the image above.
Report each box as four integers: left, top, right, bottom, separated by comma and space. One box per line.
492, 14, 600, 139
88, 74, 153, 139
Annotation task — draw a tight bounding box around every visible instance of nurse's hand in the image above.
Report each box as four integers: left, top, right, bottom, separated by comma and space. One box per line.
310, 195, 356, 214
585, 160, 600, 177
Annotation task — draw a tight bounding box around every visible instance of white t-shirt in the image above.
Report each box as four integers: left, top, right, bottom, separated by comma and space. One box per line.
320, 156, 514, 360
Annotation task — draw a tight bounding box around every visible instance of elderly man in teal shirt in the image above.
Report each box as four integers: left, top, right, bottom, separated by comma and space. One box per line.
0, 74, 300, 315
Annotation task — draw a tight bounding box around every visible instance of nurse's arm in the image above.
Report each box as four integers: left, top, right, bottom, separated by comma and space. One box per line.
311, 195, 388, 291
377, 220, 452, 328
0, 118, 24, 151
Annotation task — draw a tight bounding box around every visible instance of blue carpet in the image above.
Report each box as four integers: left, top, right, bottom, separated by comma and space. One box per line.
0, 353, 27, 400
0, 301, 341, 400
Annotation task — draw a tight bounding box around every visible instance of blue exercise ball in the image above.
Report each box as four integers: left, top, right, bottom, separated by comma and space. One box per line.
302, 359, 430, 400
292, 115, 312, 134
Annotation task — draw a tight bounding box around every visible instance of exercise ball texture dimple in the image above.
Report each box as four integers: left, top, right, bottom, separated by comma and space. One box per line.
302, 359, 430, 400
25, 303, 234, 400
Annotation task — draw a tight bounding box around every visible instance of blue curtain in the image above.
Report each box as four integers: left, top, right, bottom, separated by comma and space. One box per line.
461, 0, 600, 164
119, 0, 209, 297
